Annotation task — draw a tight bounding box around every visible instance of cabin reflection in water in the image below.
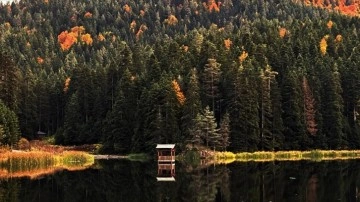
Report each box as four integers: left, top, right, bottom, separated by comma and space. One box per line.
156, 144, 176, 182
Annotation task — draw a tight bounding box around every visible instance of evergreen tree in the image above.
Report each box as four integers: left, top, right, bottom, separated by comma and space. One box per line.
102, 68, 138, 154
320, 62, 346, 149
281, 69, 307, 150
228, 60, 260, 152
259, 65, 278, 150
202, 58, 222, 113
189, 106, 219, 149
0, 100, 20, 147
0, 49, 20, 111
219, 112, 230, 151
181, 68, 202, 145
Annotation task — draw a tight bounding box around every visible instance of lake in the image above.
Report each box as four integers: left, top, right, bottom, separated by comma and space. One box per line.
0, 159, 360, 201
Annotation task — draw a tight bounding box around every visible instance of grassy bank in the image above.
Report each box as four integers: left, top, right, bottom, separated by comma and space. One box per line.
215, 150, 360, 163
0, 150, 94, 179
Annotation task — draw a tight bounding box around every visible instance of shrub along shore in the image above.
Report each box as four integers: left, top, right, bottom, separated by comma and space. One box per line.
215, 150, 360, 163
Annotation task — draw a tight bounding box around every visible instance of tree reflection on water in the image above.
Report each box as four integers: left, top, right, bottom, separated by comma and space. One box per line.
0, 159, 359, 201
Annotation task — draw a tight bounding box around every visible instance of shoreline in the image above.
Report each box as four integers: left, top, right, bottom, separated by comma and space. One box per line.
93, 155, 128, 160
214, 150, 360, 163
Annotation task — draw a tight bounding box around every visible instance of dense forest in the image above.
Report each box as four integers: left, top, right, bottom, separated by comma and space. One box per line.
1, 0, 360, 153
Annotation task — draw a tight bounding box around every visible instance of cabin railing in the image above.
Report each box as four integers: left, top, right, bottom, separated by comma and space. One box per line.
158, 163, 175, 170
158, 156, 175, 162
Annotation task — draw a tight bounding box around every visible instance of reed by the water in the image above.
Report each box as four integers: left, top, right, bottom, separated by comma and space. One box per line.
0, 150, 94, 179
215, 150, 360, 163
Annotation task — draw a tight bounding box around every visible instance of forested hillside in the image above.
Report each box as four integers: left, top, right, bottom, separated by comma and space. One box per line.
1, 0, 360, 153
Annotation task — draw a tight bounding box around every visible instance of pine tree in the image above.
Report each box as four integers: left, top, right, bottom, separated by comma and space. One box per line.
0, 49, 20, 111
281, 69, 307, 150
321, 62, 346, 149
259, 65, 278, 150
182, 68, 202, 145
189, 106, 219, 149
228, 60, 260, 152
202, 58, 222, 113
0, 100, 20, 147
219, 112, 230, 151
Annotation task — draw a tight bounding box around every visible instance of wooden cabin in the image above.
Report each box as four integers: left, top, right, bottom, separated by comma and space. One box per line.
156, 144, 175, 163
156, 144, 175, 182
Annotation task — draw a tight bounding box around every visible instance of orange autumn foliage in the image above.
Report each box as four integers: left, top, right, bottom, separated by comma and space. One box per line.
279, 27, 287, 38
84, 12, 92, 18
136, 30, 143, 41
172, 80, 186, 105
70, 26, 85, 37
64, 77, 71, 92
224, 38, 232, 50
327, 20, 333, 29
58, 26, 93, 50
98, 33, 105, 41
181, 45, 189, 52
300, 0, 360, 17
130, 20, 137, 32
335, 34, 342, 43
37, 57, 44, 64
239, 51, 248, 63
164, 15, 178, 25
58, 31, 77, 51
135, 24, 147, 41
81, 33, 93, 45
123, 4, 131, 13
208, 0, 220, 12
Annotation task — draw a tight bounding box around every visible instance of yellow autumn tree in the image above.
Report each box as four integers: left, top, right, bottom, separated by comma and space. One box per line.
172, 80, 186, 105
319, 37, 327, 56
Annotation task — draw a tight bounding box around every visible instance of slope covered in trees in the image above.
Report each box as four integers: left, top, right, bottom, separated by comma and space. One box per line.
1, 0, 360, 153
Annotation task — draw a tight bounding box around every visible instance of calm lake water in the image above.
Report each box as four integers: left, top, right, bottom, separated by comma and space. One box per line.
1, 159, 360, 201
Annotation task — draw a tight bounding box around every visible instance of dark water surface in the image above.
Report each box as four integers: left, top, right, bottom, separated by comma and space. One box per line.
2, 159, 360, 202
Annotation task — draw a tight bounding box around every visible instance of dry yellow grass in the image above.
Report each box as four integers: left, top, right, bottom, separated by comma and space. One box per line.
214, 150, 360, 164
0, 150, 94, 179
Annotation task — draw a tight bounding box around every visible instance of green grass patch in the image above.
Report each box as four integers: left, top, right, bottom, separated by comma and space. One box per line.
127, 153, 151, 161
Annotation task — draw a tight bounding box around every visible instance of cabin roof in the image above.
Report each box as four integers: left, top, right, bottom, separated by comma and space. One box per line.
156, 177, 176, 182
156, 144, 175, 149
37, 131, 46, 135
